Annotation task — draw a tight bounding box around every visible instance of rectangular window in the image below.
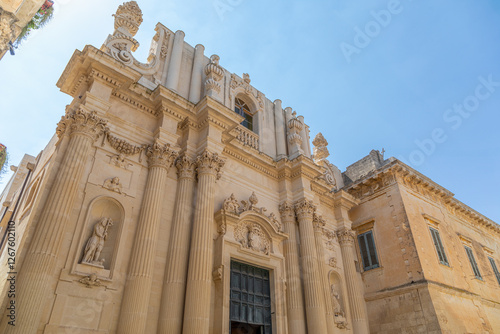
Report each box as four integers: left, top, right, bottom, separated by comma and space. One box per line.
358, 230, 379, 271
429, 227, 449, 266
488, 257, 500, 285
464, 246, 482, 280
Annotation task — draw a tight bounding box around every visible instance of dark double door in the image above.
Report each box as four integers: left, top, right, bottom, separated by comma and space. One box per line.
230, 261, 272, 334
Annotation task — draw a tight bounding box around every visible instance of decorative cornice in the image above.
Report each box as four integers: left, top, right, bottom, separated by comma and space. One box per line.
112, 91, 158, 116
175, 155, 196, 179
145, 140, 178, 169
195, 150, 225, 179
56, 108, 108, 142
222, 147, 277, 179
294, 199, 316, 221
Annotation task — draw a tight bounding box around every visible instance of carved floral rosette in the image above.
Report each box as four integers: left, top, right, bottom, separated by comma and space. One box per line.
56, 109, 108, 142
234, 221, 271, 255
146, 141, 178, 169
195, 150, 225, 180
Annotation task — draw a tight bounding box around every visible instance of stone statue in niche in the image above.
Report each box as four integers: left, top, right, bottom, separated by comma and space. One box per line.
82, 217, 113, 267
103, 177, 123, 194
331, 284, 348, 329
223, 193, 239, 214
79, 273, 102, 288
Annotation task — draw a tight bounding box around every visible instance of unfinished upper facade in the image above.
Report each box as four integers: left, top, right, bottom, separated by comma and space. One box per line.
0, 2, 499, 333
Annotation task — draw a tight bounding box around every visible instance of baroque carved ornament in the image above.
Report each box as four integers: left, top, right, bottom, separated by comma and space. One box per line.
234, 222, 271, 255
81, 218, 113, 268
221, 193, 283, 233
175, 155, 196, 179
196, 149, 225, 180
312, 132, 337, 191
56, 109, 108, 142
205, 55, 224, 95
229, 73, 265, 110
146, 140, 178, 169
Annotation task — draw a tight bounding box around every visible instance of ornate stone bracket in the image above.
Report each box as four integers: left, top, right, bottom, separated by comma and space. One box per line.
78, 274, 102, 288
102, 1, 170, 75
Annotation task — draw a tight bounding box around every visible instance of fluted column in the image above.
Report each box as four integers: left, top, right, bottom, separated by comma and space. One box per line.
182, 150, 225, 334
3, 109, 107, 334
295, 199, 328, 334
279, 201, 306, 334
166, 30, 185, 91
158, 155, 196, 334
338, 229, 369, 334
274, 99, 287, 159
117, 141, 178, 334
313, 215, 337, 333
188, 44, 205, 103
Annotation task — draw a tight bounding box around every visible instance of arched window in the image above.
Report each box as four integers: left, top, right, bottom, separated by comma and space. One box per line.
234, 98, 253, 131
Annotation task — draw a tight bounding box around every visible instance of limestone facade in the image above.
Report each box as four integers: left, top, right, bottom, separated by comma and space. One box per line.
0, 2, 498, 333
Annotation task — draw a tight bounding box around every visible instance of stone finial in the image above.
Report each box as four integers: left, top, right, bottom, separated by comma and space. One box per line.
204, 55, 224, 96
113, 1, 143, 37
313, 132, 330, 163
243, 73, 251, 84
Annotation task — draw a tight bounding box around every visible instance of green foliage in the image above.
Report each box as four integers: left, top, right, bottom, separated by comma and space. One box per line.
0, 144, 7, 178
15, 6, 54, 47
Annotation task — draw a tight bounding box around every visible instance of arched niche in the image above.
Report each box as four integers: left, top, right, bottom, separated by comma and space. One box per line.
79, 196, 124, 272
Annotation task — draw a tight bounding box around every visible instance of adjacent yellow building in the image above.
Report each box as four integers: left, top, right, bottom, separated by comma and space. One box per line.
0, 2, 498, 333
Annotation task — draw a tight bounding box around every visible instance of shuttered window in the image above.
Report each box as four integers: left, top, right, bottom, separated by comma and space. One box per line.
488, 257, 500, 285
464, 246, 482, 280
429, 227, 449, 266
358, 231, 379, 271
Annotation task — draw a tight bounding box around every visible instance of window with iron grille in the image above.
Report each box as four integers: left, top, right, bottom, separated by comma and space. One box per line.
464, 246, 482, 280
488, 256, 500, 285
429, 227, 449, 266
358, 230, 380, 271
230, 261, 272, 334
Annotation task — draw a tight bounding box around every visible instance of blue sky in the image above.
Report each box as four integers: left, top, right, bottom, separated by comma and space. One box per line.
1, 0, 499, 222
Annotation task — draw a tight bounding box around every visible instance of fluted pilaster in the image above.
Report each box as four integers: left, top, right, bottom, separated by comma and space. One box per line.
182, 150, 225, 334
295, 199, 328, 334
4, 109, 107, 334
338, 229, 369, 334
166, 30, 185, 91
117, 141, 177, 334
158, 155, 196, 334
313, 214, 337, 333
279, 201, 306, 334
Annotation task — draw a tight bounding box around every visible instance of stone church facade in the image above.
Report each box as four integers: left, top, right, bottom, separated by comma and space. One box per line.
0, 2, 499, 333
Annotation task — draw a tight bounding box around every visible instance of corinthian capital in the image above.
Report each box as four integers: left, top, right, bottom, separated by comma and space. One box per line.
337, 229, 356, 245
146, 141, 178, 169
195, 150, 225, 179
176, 155, 196, 179
56, 109, 108, 141
278, 201, 295, 221
294, 199, 316, 221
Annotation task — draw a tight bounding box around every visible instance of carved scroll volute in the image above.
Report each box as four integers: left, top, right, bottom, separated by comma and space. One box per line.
337, 229, 356, 246
146, 141, 178, 169
294, 199, 316, 221
56, 109, 108, 142
195, 149, 225, 180
176, 155, 196, 180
